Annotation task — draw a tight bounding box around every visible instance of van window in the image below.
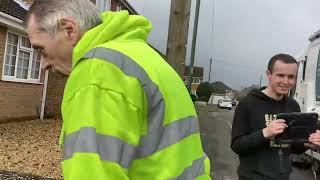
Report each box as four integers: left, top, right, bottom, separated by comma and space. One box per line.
316, 50, 320, 101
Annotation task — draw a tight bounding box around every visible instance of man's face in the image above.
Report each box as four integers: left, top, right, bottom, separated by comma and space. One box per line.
267, 60, 298, 96
27, 14, 74, 75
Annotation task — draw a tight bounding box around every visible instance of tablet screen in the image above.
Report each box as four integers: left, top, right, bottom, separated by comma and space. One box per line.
274, 112, 318, 144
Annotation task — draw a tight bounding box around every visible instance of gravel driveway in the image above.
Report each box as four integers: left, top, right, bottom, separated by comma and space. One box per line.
0, 119, 63, 179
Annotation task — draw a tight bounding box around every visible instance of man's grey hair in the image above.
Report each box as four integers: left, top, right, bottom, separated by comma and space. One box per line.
26, 0, 102, 36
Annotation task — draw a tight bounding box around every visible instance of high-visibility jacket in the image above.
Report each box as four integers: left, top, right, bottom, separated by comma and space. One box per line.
60, 10, 211, 180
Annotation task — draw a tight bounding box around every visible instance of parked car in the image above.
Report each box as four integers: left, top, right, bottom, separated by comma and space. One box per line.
218, 99, 232, 110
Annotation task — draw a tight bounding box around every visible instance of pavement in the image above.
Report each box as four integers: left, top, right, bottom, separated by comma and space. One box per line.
197, 104, 238, 180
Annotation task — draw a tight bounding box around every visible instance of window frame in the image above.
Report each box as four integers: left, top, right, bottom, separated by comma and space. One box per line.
2, 30, 42, 84
192, 77, 201, 84
183, 76, 188, 83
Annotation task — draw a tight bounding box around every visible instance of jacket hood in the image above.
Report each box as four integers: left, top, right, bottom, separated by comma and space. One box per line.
248, 87, 287, 103
72, 10, 152, 67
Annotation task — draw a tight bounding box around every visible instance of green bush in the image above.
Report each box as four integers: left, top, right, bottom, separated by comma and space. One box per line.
190, 94, 197, 102
196, 82, 213, 102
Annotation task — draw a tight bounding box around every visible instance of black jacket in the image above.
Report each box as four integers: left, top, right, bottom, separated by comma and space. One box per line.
231, 88, 306, 180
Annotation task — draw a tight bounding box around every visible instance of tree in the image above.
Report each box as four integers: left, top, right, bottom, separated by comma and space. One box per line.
196, 82, 213, 102
235, 84, 259, 101
190, 94, 197, 102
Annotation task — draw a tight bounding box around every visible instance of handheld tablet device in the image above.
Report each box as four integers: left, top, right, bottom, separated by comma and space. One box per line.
274, 112, 318, 144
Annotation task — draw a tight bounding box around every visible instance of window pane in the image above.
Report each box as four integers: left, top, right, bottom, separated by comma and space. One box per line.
33, 61, 40, 73
33, 70, 39, 79
30, 51, 41, 79
16, 50, 30, 79
22, 69, 28, 79
25, 52, 29, 58
21, 38, 26, 47
32, 60, 36, 70
18, 56, 23, 66
4, 33, 18, 77
11, 56, 16, 65
5, 55, 10, 65
7, 46, 12, 55
4, 65, 8, 75
8, 33, 18, 45
12, 46, 17, 55
16, 66, 22, 78
12, 34, 18, 45
23, 59, 28, 67
31, 70, 35, 78
36, 61, 40, 70
10, 46, 15, 55
21, 37, 31, 48
8, 66, 15, 76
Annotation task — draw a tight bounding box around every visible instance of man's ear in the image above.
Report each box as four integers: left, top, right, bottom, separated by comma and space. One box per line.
266, 70, 271, 75
266, 70, 271, 80
58, 17, 80, 45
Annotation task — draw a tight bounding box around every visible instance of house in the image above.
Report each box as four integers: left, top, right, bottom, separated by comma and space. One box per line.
0, 0, 44, 122
184, 66, 204, 95
226, 90, 236, 100
0, 0, 140, 123
208, 90, 236, 105
208, 93, 227, 105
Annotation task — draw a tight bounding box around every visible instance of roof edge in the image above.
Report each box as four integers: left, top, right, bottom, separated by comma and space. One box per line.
0, 11, 25, 31
13, 0, 31, 10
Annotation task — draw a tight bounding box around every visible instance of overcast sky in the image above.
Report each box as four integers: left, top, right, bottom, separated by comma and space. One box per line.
127, 0, 320, 90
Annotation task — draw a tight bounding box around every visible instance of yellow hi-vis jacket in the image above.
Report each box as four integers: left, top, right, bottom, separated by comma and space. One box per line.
60, 10, 211, 180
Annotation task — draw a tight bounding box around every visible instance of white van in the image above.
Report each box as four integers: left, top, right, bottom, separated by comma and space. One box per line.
293, 29, 320, 172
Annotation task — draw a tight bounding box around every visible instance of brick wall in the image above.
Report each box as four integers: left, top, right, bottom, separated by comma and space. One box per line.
45, 71, 67, 118
192, 83, 199, 92
0, 26, 43, 123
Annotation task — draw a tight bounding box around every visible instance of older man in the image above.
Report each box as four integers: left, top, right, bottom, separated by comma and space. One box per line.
25, 0, 211, 179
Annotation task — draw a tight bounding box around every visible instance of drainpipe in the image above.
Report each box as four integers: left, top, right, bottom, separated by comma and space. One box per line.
40, 70, 49, 120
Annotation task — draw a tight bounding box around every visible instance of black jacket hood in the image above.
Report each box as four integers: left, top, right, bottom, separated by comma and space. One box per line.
248, 87, 287, 104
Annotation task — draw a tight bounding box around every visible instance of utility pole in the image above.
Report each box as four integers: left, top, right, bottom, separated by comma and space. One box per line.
166, 0, 192, 78
187, 0, 201, 93
259, 74, 262, 87
208, 58, 213, 83
209, 0, 215, 84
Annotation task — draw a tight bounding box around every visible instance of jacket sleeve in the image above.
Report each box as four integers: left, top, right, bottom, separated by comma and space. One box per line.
231, 101, 267, 155
61, 85, 142, 180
